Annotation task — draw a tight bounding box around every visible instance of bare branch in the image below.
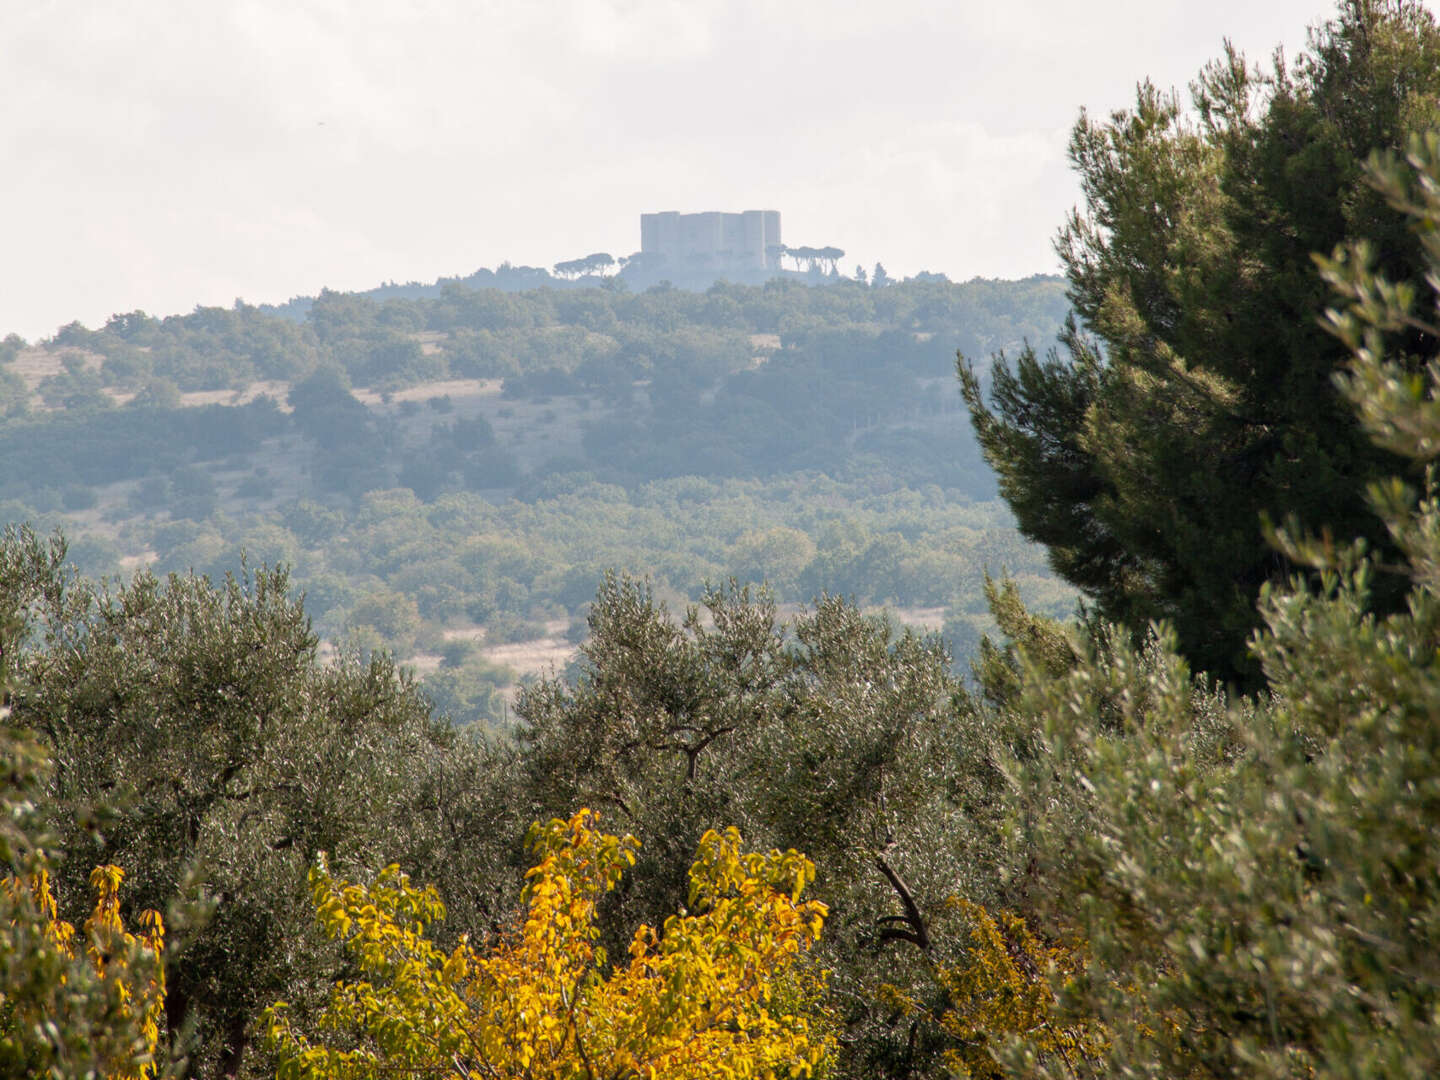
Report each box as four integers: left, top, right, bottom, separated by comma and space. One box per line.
874, 852, 929, 952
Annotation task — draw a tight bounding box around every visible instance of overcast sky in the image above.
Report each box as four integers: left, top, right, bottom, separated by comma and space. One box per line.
2, 0, 1355, 340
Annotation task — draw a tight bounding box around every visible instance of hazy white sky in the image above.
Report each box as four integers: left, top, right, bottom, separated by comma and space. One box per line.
2, 0, 1353, 340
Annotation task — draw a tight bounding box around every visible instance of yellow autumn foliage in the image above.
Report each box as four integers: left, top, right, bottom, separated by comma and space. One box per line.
880, 899, 1104, 1080
266, 809, 831, 1080
3, 864, 167, 1080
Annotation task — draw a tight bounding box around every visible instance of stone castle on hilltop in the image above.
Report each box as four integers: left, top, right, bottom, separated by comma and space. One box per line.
639, 210, 781, 272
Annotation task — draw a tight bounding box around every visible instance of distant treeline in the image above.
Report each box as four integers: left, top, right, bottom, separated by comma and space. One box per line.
21, 275, 1065, 395
0, 275, 1068, 508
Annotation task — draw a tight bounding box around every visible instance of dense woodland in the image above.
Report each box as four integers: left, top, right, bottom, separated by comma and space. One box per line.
4, 2, 1440, 1078
0, 269, 1070, 727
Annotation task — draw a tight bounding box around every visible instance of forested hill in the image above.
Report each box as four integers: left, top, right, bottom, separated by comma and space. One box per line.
9, 273, 1065, 398
0, 273, 1074, 727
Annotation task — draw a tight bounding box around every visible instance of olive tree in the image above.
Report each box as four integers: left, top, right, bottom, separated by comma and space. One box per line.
1, 532, 522, 1078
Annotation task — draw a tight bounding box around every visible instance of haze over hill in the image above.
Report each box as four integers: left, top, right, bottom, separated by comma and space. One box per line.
0, 269, 1074, 725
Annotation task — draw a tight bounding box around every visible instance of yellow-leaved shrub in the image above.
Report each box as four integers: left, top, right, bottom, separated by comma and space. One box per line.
879, 899, 1104, 1079
266, 809, 831, 1079
2, 864, 167, 1080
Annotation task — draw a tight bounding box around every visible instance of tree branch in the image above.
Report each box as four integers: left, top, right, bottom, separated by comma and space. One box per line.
874, 852, 929, 952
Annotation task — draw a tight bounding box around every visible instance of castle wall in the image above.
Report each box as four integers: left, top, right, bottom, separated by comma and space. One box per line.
640, 210, 781, 270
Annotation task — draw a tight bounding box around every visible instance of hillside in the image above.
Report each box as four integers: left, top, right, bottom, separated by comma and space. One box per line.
0, 273, 1074, 725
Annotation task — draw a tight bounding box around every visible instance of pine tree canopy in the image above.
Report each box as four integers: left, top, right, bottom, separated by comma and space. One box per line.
961, 0, 1440, 686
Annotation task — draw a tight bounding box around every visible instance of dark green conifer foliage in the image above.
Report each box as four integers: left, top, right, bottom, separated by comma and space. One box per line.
962, 0, 1440, 685
992, 129, 1440, 1080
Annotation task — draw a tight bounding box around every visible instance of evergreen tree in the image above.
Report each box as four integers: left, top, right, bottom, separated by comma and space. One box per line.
991, 129, 1440, 1080
0, 531, 520, 1078
516, 575, 1021, 1077
961, 0, 1440, 685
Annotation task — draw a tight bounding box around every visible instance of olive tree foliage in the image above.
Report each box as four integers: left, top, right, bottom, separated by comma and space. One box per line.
961, 0, 1440, 686
0, 727, 172, 1080
0, 553, 172, 1080
516, 573, 1017, 1077
0, 531, 523, 1079
987, 135, 1440, 1079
